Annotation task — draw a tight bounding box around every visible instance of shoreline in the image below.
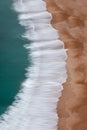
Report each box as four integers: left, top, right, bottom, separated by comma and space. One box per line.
45, 0, 87, 130
0, 1, 67, 130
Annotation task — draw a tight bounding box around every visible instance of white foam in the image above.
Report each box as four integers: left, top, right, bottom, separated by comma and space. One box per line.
0, 0, 67, 130
13, 0, 46, 13
19, 11, 52, 21
24, 40, 64, 50
22, 24, 59, 41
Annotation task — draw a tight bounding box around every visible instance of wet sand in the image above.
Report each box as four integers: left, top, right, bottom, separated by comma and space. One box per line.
44, 0, 87, 130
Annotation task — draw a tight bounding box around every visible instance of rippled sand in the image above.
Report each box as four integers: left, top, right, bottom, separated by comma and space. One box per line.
44, 0, 87, 130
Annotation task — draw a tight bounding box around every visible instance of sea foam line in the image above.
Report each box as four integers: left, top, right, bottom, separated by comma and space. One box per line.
0, 0, 67, 130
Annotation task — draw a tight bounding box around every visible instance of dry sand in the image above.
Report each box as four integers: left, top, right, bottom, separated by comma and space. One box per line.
44, 0, 87, 130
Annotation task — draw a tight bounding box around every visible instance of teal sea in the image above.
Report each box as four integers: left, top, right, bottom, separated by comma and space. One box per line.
0, 0, 30, 115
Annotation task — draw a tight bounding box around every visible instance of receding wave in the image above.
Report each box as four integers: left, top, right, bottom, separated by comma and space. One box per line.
0, 0, 67, 130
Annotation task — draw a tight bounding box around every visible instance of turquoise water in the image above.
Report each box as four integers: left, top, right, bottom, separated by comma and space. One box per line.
0, 0, 30, 115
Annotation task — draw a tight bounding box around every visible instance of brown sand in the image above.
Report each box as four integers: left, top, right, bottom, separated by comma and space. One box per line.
44, 0, 87, 130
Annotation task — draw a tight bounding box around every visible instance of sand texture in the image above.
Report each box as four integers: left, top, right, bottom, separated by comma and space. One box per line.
44, 0, 87, 130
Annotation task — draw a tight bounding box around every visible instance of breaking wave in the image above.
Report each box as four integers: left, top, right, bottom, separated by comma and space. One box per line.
0, 0, 67, 130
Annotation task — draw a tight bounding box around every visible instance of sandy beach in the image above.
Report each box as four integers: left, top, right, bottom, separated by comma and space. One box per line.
44, 0, 87, 130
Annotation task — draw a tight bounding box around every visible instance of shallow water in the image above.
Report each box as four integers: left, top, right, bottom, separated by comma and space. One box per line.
0, 0, 29, 114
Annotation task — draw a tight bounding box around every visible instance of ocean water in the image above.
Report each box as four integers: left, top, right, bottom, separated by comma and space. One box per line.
0, 0, 67, 130
0, 0, 29, 114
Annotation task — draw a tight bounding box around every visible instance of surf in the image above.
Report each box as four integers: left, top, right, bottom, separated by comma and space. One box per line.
0, 0, 67, 130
